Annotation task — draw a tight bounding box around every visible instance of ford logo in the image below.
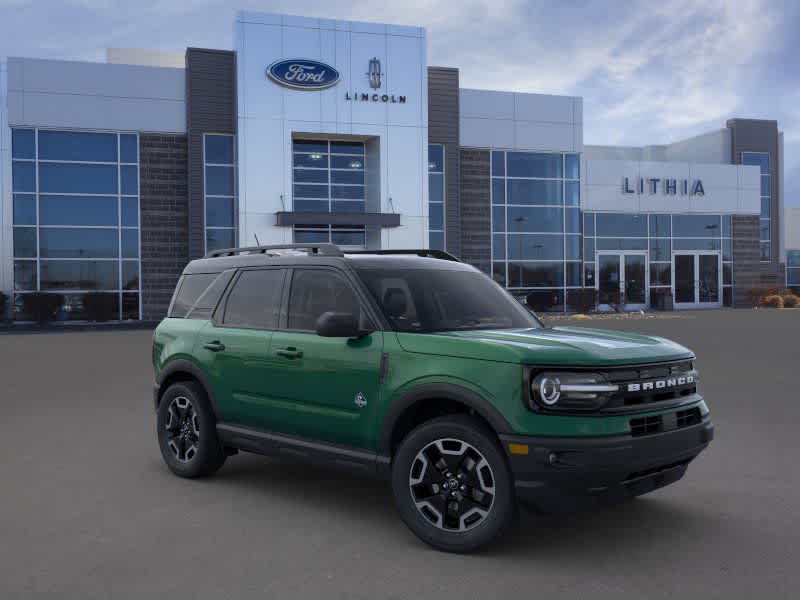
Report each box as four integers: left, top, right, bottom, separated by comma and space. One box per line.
267, 59, 340, 90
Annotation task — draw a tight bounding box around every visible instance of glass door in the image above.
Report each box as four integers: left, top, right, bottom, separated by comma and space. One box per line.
673, 252, 721, 309
596, 252, 648, 310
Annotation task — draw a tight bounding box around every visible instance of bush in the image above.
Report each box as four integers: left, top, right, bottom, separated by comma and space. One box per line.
762, 295, 784, 309
21, 293, 64, 324
82, 292, 118, 322
747, 287, 791, 307
782, 294, 799, 308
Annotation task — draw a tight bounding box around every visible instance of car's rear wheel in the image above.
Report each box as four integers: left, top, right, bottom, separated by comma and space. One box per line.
391, 415, 516, 553
157, 381, 226, 478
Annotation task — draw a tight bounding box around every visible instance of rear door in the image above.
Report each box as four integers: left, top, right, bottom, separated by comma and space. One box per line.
197, 267, 286, 425
262, 267, 384, 448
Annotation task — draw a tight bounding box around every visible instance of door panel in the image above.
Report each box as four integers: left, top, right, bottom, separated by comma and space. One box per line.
674, 255, 695, 304
195, 268, 285, 424
623, 255, 646, 305
265, 330, 383, 447
259, 267, 383, 448
698, 254, 720, 303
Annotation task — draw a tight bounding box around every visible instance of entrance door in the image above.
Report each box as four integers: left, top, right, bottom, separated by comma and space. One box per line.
596, 252, 648, 310
672, 252, 721, 309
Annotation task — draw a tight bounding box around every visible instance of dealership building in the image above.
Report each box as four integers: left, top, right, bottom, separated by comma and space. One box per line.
0, 10, 794, 320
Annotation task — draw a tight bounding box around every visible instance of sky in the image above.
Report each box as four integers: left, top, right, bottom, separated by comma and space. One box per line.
1, 0, 798, 204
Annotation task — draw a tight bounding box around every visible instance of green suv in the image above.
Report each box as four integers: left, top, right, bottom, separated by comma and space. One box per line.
152, 244, 713, 553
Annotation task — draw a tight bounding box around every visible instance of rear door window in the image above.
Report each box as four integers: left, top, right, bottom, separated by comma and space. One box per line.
221, 269, 285, 330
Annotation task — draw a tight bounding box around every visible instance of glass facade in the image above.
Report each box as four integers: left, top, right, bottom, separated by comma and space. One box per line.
11, 128, 141, 320
291, 139, 366, 248
788, 250, 800, 288
491, 150, 580, 311
204, 134, 237, 253
742, 152, 770, 261
428, 144, 445, 250
584, 213, 733, 307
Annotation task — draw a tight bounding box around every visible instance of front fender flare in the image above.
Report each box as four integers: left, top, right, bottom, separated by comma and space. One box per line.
379, 382, 513, 455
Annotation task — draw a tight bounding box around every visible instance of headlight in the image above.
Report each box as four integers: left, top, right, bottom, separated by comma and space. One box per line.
530, 372, 619, 411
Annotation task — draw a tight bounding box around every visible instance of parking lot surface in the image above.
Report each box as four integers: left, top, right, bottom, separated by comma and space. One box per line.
1, 309, 798, 599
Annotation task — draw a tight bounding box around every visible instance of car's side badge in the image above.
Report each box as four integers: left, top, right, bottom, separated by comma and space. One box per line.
354, 392, 367, 408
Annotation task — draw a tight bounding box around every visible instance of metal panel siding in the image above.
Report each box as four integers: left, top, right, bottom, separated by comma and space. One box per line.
727, 119, 781, 272
186, 48, 237, 260
459, 148, 491, 274
427, 67, 461, 257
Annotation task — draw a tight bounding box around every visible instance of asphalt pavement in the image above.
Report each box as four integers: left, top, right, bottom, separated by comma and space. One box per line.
1, 309, 798, 599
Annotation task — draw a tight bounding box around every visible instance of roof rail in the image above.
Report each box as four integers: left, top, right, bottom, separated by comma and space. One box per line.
204, 243, 344, 259
345, 249, 460, 262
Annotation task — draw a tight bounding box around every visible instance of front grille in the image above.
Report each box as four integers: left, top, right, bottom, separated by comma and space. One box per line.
630, 415, 663, 436
602, 360, 697, 411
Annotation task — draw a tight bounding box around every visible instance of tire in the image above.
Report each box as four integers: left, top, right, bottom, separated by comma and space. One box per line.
391, 415, 516, 553
156, 381, 226, 478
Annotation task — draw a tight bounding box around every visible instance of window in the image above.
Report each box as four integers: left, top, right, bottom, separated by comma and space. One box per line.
170, 273, 218, 318
490, 151, 581, 310
788, 250, 800, 288
742, 152, 770, 261
287, 269, 361, 331
292, 139, 366, 247
222, 269, 284, 329
204, 134, 237, 253
583, 212, 734, 305
428, 144, 445, 250
11, 128, 141, 320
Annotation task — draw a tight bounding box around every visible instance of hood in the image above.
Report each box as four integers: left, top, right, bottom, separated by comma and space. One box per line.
395, 326, 693, 366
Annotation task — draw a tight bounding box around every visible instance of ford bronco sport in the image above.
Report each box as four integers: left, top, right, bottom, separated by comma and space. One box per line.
152, 244, 713, 553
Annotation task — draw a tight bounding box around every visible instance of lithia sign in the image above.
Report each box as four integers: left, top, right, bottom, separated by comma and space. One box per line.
623, 176, 705, 196
267, 57, 407, 104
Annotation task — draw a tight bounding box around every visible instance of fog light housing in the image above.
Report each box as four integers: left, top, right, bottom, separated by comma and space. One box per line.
530, 372, 619, 411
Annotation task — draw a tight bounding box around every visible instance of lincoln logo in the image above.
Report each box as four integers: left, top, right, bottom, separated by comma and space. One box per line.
627, 374, 695, 393
266, 59, 341, 90
367, 57, 382, 89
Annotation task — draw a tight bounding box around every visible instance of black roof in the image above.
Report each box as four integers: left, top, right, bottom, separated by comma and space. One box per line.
183, 244, 476, 275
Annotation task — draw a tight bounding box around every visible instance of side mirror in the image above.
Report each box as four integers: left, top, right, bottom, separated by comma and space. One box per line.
315, 312, 371, 338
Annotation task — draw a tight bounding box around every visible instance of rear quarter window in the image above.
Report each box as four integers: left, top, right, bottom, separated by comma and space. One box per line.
169, 273, 219, 318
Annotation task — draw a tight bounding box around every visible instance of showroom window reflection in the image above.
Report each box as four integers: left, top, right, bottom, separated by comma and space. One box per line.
428, 144, 445, 250
291, 139, 366, 248
491, 150, 581, 311
583, 212, 734, 307
204, 134, 237, 253
741, 152, 770, 262
11, 128, 141, 320
788, 250, 800, 290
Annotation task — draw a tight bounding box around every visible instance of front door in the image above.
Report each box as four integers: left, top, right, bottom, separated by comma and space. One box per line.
262, 267, 384, 449
596, 252, 648, 310
672, 252, 721, 309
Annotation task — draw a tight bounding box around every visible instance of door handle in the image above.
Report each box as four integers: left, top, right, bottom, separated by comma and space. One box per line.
276, 347, 303, 359
203, 341, 226, 352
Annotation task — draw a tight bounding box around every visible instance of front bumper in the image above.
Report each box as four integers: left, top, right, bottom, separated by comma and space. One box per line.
499, 417, 714, 513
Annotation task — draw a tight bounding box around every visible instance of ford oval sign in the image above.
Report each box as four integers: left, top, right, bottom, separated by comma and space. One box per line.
267, 59, 340, 90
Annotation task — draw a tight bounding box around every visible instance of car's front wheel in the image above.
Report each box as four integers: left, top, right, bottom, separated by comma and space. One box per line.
391, 415, 516, 553
156, 381, 226, 478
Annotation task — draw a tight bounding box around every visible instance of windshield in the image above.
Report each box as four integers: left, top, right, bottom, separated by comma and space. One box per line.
356, 268, 541, 333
